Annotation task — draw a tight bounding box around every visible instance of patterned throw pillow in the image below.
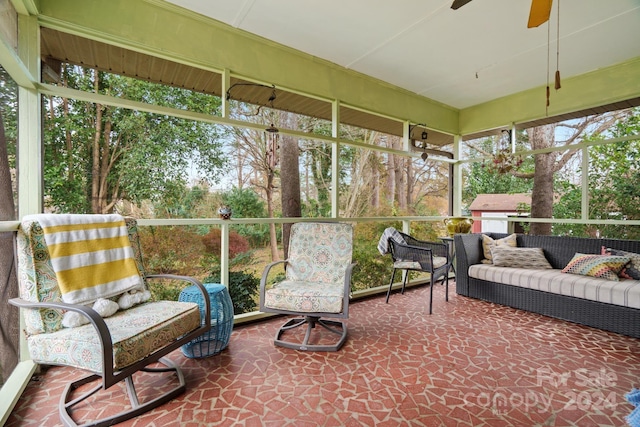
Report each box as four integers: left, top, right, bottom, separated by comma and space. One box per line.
607, 249, 640, 280
482, 233, 518, 264
561, 253, 631, 281
490, 246, 553, 269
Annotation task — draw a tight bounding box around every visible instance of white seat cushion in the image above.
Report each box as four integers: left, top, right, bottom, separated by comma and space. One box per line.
264, 280, 344, 313
469, 265, 640, 309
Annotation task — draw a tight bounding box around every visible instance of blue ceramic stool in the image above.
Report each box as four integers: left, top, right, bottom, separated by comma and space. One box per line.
179, 283, 234, 358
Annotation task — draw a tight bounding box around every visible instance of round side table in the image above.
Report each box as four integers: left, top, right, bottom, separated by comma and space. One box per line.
179, 283, 234, 358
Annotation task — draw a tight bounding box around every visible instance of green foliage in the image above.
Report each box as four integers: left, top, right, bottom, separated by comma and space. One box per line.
351, 222, 395, 291
463, 159, 533, 207
221, 187, 270, 245
147, 280, 186, 302
204, 271, 259, 315
351, 242, 391, 292
462, 135, 534, 208
299, 121, 355, 217
0, 66, 17, 164
43, 66, 228, 213
552, 109, 640, 239
158, 184, 208, 218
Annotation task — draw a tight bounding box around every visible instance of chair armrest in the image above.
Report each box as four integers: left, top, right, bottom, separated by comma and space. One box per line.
145, 274, 211, 329
9, 297, 115, 374
341, 262, 357, 317
259, 260, 288, 302
390, 240, 449, 266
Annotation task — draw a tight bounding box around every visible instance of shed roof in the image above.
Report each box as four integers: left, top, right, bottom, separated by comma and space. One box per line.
469, 194, 532, 212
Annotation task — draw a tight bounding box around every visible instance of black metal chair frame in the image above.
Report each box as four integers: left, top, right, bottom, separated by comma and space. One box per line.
385, 232, 451, 314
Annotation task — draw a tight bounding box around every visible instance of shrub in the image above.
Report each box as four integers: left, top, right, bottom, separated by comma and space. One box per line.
202, 228, 250, 259
138, 225, 206, 276
204, 270, 259, 315
147, 279, 187, 302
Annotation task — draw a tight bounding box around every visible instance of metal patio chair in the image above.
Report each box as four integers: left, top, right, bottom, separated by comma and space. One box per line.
384, 231, 450, 314
10, 214, 211, 427
259, 222, 355, 351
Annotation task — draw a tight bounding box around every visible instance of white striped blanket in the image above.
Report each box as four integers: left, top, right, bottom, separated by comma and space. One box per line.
25, 214, 144, 305
377, 227, 406, 255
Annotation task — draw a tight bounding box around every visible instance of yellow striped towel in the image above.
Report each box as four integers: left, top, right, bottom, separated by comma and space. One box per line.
26, 214, 144, 305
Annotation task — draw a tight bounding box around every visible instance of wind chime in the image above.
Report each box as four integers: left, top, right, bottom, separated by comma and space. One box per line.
265, 87, 279, 170
542, 0, 562, 113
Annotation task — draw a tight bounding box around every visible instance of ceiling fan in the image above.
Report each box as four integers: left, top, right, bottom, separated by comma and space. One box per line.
451, 0, 552, 28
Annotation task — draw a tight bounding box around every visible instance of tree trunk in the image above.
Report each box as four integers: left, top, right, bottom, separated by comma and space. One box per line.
371, 155, 380, 211
279, 114, 301, 260
388, 154, 396, 208
265, 175, 279, 261
406, 158, 414, 209
528, 125, 556, 235
396, 154, 406, 210
91, 73, 104, 214
0, 111, 19, 385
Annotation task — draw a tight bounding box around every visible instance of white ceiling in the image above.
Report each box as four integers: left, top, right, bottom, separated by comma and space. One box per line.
164, 0, 640, 110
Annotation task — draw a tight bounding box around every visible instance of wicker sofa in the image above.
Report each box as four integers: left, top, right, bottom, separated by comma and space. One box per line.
454, 232, 640, 338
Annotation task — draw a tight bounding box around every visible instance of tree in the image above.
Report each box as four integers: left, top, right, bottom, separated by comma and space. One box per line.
463, 134, 534, 207
464, 112, 630, 235
279, 112, 301, 259
520, 114, 629, 235
230, 104, 281, 260
44, 65, 228, 214
582, 110, 640, 239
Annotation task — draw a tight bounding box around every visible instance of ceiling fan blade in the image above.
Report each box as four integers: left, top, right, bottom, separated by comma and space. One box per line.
528, 0, 553, 28
451, 0, 473, 10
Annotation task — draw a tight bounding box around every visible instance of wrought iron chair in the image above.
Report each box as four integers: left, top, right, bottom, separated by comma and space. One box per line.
9, 214, 211, 427
384, 231, 450, 314
259, 222, 355, 351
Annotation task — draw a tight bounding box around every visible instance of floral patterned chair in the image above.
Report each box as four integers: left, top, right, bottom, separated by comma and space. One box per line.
259, 222, 355, 351
9, 214, 211, 427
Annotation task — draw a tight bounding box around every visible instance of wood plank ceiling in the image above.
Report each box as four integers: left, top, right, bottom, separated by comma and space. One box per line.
39, 27, 639, 148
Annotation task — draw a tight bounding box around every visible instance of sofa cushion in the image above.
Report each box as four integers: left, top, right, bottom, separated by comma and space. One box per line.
490, 246, 552, 269
482, 233, 517, 264
562, 253, 630, 281
468, 265, 640, 309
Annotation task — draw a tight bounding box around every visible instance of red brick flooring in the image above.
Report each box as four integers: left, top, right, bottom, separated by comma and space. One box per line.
7, 282, 640, 426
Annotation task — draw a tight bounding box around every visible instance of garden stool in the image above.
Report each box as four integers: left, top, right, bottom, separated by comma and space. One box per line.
179, 283, 234, 358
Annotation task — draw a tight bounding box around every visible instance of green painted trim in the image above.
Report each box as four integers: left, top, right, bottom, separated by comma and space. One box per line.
0, 27, 35, 88
10, 0, 39, 16
17, 15, 42, 218
0, 360, 37, 425
35, 0, 459, 134
460, 57, 640, 135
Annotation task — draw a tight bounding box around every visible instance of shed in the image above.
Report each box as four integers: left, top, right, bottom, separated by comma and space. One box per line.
469, 193, 531, 233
